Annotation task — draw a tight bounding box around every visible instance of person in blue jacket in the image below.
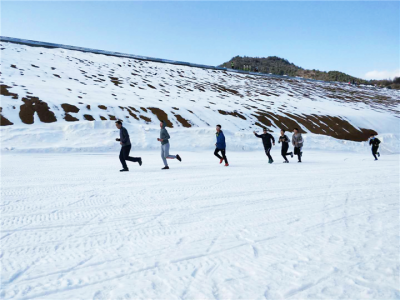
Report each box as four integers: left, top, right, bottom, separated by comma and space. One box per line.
214, 124, 229, 166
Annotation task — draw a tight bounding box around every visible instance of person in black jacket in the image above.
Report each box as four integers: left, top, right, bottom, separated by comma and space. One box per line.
115, 121, 142, 172
254, 128, 275, 163
278, 129, 293, 163
369, 133, 381, 160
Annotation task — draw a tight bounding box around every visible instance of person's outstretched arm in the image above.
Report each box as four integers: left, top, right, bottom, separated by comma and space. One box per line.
253, 131, 262, 138
271, 135, 275, 145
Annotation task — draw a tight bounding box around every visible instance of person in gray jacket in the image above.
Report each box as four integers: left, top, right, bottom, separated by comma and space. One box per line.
157, 121, 181, 169
292, 128, 304, 163
115, 121, 142, 172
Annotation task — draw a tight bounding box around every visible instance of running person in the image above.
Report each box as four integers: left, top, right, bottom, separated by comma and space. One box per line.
292, 128, 304, 163
214, 125, 229, 166
369, 133, 381, 160
157, 121, 181, 169
253, 128, 275, 163
115, 121, 142, 172
278, 129, 293, 163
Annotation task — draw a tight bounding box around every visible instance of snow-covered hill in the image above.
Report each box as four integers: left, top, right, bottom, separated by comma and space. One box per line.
1, 40, 399, 152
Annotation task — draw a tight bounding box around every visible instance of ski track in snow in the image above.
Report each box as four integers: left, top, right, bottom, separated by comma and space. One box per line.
1, 151, 399, 299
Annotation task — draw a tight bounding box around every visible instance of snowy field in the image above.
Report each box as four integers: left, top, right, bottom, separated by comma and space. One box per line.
1, 150, 399, 299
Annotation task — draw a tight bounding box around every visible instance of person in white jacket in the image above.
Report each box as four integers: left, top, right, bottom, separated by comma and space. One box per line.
292, 128, 304, 163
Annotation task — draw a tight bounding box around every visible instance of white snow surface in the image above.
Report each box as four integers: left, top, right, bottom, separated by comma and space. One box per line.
1, 151, 399, 299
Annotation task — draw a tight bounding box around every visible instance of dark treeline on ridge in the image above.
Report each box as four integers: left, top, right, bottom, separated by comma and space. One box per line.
220, 56, 399, 89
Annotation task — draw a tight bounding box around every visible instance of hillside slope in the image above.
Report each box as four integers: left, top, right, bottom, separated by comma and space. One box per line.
1, 41, 399, 149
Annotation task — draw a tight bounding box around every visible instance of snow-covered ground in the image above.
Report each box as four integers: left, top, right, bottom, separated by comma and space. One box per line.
1, 150, 399, 299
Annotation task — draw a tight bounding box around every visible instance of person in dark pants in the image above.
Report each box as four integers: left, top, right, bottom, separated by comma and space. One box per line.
292, 128, 304, 163
369, 133, 381, 160
278, 129, 293, 163
253, 128, 275, 163
214, 125, 229, 166
115, 121, 142, 172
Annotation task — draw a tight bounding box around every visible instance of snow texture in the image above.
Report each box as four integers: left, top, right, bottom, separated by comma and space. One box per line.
1, 151, 399, 299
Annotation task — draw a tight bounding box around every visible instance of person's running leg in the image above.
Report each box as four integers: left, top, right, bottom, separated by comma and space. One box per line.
294, 147, 301, 162
221, 149, 228, 164
372, 147, 378, 160
164, 143, 176, 159
282, 144, 289, 162
161, 144, 168, 166
265, 147, 273, 161
214, 148, 222, 160
124, 145, 141, 163
120, 146, 129, 170
298, 147, 302, 162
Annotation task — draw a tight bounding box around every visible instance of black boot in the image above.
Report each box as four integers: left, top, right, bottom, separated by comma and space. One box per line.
138, 158, 142, 166
176, 154, 182, 162
162, 166, 170, 170
120, 168, 129, 172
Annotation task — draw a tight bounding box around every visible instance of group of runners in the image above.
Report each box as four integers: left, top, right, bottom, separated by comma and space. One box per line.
115, 120, 381, 171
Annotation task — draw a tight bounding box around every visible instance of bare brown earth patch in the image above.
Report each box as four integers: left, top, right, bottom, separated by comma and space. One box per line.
100, 116, 107, 120
129, 106, 140, 113
147, 107, 173, 127
0, 114, 13, 126
61, 104, 80, 121
284, 113, 377, 141
20, 96, 57, 124
218, 110, 247, 120
257, 111, 303, 132
109, 77, 122, 86
175, 114, 192, 127
126, 108, 139, 120
0, 108, 13, 126
98, 105, 107, 110
255, 122, 272, 131
212, 84, 241, 96
108, 115, 117, 121
1, 85, 18, 99
147, 84, 156, 89
64, 114, 79, 121
61, 104, 80, 113
140, 107, 148, 112
11, 64, 17, 69
140, 115, 151, 123
83, 114, 95, 121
